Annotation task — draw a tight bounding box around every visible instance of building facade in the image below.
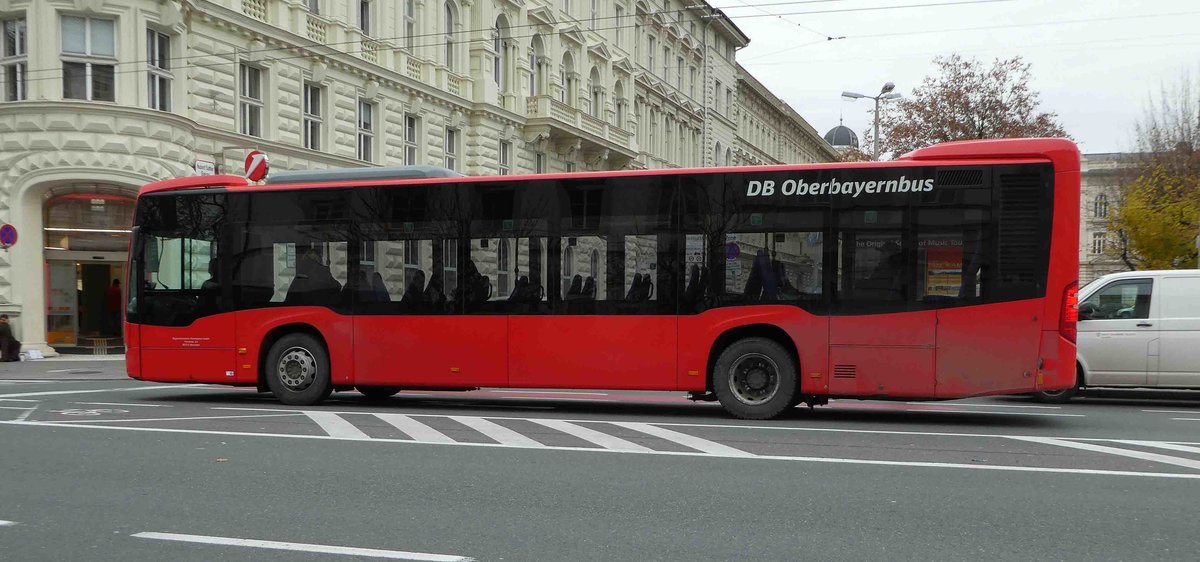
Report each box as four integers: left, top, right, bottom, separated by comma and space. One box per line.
0, 0, 833, 355
1079, 152, 1134, 284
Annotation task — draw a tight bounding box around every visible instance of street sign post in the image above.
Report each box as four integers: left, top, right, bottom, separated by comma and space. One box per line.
0, 223, 17, 249
244, 150, 269, 181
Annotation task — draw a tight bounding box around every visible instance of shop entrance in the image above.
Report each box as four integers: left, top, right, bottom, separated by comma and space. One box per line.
43, 189, 135, 354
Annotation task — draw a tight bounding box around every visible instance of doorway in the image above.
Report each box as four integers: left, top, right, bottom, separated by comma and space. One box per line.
46, 259, 126, 353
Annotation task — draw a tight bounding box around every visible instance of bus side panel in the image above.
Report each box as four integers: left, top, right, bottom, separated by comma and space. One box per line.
138, 313, 238, 383
354, 316, 508, 388
1039, 168, 1080, 390
233, 308, 354, 386
935, 299, 1043, 397
510, 316, 676, 390
1038, 331, 1076, 391
827, 311, 936, 397
677, 306, 826, 394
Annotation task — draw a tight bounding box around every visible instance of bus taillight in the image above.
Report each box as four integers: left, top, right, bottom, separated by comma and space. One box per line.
1060, 282, 1078, 343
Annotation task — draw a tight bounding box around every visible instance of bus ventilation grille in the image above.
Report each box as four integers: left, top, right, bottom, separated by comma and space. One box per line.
997, 172, 1044, 289
936, 168, 984, 187
833, 365, 858, 379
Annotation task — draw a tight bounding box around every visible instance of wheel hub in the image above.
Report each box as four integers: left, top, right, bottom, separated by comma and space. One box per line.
278, 347, 316, 391
728, 353, 780, 406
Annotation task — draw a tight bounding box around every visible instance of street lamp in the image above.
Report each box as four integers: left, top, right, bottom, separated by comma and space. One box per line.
842, 82, 902, 159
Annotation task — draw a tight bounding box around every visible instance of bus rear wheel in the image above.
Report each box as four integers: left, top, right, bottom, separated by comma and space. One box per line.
356, 386, 402, 399
265, 333, 332, 406
713, 337, 798, 420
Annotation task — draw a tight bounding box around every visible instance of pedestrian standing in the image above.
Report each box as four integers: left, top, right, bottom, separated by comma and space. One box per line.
0, 314, 20, 362
105, 279, 123, 336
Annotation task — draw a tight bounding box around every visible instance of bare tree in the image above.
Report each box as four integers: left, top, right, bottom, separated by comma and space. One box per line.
871, 55, 1067, 159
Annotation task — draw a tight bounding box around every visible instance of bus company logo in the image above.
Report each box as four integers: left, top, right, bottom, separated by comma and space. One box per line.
745, 176, 935, 198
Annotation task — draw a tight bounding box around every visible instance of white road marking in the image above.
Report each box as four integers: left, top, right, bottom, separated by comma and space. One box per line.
74, 402, 169, 408
1142, 409, 1200, 414
304, 412, 370, 440
375, 414, 455, 443
1008, 436, 1200, 471
14, 405, 36, 422
0, 398, 40, 402
0, 384, 210, 399
0, 520, 16, 527
212, 406, 1200, 446
45, 369, 73, 373
527, 419, 652, 452
449, 416, 542, 448
1171, 418, 1200, 422
8, 420, 1200, 480
131, 532, 473, 561
837, 407, 1083, 418
0, 406, 33, 410
905, 402, 1062, 410
1113, 441, 1200, 455
612, 422, 754, 457
47, 413, 303, 425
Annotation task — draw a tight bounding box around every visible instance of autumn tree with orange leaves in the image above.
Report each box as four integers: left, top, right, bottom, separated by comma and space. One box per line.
870, 55, 1067, 159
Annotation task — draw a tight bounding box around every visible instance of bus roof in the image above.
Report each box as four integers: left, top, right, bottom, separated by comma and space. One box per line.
138, 137, 1078, 197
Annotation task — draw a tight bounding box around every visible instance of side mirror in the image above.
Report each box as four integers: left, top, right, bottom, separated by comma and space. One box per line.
1077, 302, 1097, 321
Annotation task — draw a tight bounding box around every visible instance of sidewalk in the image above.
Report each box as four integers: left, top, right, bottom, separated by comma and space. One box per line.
0, 354, 128, 380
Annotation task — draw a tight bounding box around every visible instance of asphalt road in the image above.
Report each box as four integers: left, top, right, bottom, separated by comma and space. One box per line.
2, 358, 1200, 561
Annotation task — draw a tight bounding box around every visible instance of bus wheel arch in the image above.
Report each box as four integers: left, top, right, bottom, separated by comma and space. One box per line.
706, 324, 801, 419
1032, 361, 1085, 404
258, 323, 330, 395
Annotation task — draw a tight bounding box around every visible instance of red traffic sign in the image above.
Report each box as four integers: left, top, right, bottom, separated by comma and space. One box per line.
0, 224, 16, 248
244, 150, 269, 181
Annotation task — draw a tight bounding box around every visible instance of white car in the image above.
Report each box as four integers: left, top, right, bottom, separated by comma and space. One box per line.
1034, 269, 1200, 402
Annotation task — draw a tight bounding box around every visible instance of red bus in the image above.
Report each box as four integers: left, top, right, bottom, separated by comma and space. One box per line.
125, 137, 1079, 419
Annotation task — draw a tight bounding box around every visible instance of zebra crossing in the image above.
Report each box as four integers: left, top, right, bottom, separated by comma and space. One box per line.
296, 409, 755, 457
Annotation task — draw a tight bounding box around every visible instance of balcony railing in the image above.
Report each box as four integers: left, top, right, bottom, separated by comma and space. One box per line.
305, 14, 328, 43
242, 0, 267, 21
525, 95, 637, 158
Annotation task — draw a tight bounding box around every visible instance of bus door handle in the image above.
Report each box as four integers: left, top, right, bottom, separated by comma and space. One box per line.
1136, 322, 1153, 328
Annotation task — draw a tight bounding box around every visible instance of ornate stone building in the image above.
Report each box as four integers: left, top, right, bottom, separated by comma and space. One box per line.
1079, 153, 1134, 284
0, 0, 833, 354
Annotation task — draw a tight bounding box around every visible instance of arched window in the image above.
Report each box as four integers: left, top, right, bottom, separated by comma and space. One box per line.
714, 142, 723, 166
443, 2, 456, 71
613, 81, 626, 127
588, 67, 602, 118
559, 52, 576, 106
725, 148, 732, 167
590, 249, 599, 277
529, 34, 545, 96
494, 16, 512, 92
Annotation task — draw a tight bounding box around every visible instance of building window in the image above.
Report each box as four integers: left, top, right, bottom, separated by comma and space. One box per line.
1091, 232, 1107, 255
662, 46, 669, 78
302, 82, 323, 150
715, 80, 722, 111
535, 152, 547, 173
499, 141, 511, 175
61, 16, 116, 102
404, 240, 421, 287
493, 25, 502, 87
725, 86, 733, 115
444, 127, 459, 170
565, 162, 577, 173
239, 64, 263, 137
357, 99, 375, 162
404, 114, 419, 165
146, 29, 172, 111
676, 57, 683, 90
689, 66, 696, 98
305, 0, 319, 14
358, 0, 371, 35
615, 6, 624, 44
444, 2, 456, 71
443, 242, 459, 297
404, 0, 416, 49
648, 37, 655, 72
2, 18, 28, 101
562, 245, 575, 295
1094, 194, 1109, 218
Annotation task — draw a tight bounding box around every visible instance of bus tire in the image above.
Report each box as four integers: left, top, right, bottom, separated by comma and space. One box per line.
356, 386, 401, 399
1032, 365, 1083, 403
712, 337, 798, 420
265, 333, 333, 406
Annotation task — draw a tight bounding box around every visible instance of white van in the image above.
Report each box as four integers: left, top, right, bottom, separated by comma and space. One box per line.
1035, 269, 1200, 402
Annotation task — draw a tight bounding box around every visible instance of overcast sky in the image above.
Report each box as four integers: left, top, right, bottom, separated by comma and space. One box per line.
715, 0, 1200, 156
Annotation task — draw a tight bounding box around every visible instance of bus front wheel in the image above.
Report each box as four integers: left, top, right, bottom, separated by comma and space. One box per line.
265, 333, 333, 406
712, 337, 798, 420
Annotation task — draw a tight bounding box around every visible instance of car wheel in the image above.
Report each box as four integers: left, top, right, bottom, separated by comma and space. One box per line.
265, 333, 332, 406
713, 337, 798, 420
